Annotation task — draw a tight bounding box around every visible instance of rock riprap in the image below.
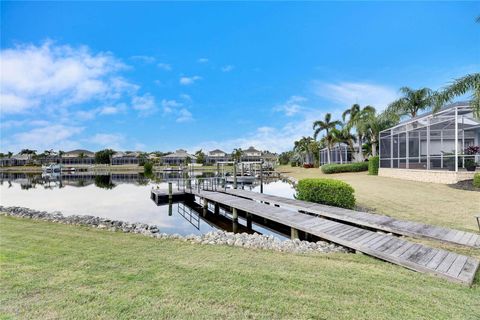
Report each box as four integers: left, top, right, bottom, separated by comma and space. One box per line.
1, 206, 348, 254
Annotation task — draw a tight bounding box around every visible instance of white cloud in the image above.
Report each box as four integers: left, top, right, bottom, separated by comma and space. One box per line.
161, 99, 182, 113
90, 133, 125, 149
179, 76, 202, 85
0, 41, 132, 114
313, 81, 399, 111
99, 103, 126, 115
131, 94, 156, 116
197, 58, 209, 63
0, 119, 50, 130
193, 109, 331, 153
176, 108, 193, 123
221, 65, 234, 72
274, 95, 307, 116
180, 94, 192, 102
157, 63, 172, 71
130, 55, 156, 64
1, 124, 84, 152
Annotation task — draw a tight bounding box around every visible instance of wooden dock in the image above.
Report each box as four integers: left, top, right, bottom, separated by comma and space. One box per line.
188, 189, 479, 285
151, 188, 195, 204
224, 189, 480, 249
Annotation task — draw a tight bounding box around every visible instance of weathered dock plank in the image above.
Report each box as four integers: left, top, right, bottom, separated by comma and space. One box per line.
224, 189, 480, 248
190, 189, 479, 285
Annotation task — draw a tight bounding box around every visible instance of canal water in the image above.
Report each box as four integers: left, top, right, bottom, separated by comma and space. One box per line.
0, 172, 296, 238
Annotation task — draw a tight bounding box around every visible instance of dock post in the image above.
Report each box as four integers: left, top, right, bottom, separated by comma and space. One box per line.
291, 227, 299, 240
232, 207, 238, 222
214, 203, 220, 215
203, 198, 208, 209
168, 182, 173, 201
232, 221, 239, 233
233, 161, 237, 189
246, 212, 252, 229
260, 160, 263, 194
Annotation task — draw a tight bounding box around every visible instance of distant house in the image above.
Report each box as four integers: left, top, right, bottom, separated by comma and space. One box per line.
61, 149, 95, 165
261, 151, 279, 168
0, 153, 33, 167
242, 146, 262, 162
206, 149, 231, 164
161, 149, 197, 165
111, 151, 140, 165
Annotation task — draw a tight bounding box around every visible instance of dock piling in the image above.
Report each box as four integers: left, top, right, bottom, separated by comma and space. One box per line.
168, 182, 173, 201
232, 207, 238, 222
291, 227, 299, 240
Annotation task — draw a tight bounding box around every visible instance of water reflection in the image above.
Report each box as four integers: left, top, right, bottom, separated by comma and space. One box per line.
0, 172, 295, 238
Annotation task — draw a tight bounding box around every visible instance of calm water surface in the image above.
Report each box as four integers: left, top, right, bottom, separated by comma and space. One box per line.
0, 172, 295, 238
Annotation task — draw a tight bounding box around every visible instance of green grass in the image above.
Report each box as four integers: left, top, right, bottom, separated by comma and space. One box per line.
1, 216, 478, 319
278, 165, 480, 233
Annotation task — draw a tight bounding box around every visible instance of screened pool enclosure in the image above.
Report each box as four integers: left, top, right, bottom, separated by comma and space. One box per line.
379, 103, 480, 172
319, 144, 357, 165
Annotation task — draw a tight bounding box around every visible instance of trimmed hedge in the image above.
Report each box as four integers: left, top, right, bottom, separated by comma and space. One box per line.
321, 162, 369, 174
296, 178, 355, 209
474, 173, 480, 188
368, 156, 379, 175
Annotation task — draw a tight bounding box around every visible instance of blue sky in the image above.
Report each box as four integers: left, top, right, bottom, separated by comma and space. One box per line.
1, 1, 479, 153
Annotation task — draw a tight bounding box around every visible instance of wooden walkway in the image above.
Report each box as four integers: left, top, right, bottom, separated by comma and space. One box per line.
189, 189, 479, 285
224, 189, 480, 249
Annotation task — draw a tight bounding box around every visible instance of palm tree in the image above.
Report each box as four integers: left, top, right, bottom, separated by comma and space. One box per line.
360, 112, 397, 157
343, 104, 376, 158
294, 137, 314, 164
232, 148, 242, 162
342, 104, 361, 125
386, 87, 433, 118
433, 73, 480, 118
58, 150, 65, 164
313, 113, 341, 164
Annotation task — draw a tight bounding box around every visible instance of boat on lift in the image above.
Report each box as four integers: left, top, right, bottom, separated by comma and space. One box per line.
42, 163, 62, 173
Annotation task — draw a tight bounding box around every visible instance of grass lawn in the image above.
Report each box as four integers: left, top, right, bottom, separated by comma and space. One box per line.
277, 165, 480, 233
1, 216, 479, 319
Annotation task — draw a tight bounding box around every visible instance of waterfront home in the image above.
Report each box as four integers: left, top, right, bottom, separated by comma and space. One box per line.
206, 149, 231, 164
242, 146, 263, 162
161, 149, 197, 165
111, 151, 140, 165
261, 151, 279, 168
61, 149, 95, 166
379, 102, 480, 183
0, 153, 33, 166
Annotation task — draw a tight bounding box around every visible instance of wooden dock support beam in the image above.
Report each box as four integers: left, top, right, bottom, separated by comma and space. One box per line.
246, 212, 252, 229
233, 161, 237, 189
168, 182, 173, 201
291, 227, 299, 240
232, 207, 238, 222
203, 198, 208, 209
214, 203, 220, 214
260, 160, 263, 194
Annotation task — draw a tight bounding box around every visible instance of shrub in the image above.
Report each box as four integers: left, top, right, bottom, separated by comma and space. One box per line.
368, 156, 379, 175
474, 173, 480, 188
144, 162, 153, 174
296, 178, 355, 209
321, 162, 368, 174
